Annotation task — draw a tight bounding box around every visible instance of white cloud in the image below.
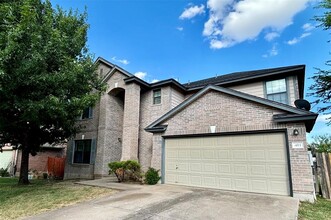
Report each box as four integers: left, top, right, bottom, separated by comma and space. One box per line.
287, 38, 299, 45
179, 4, 205, 20
286, 32, 311, 45
302, 23, 314, 31
134, 71, 147, 79
111, 56, 129, 65
317, 114, 331, 123
177, 27, 184, 31
264, 32, 280, 41
301, 32, 311, 38
203, 0, 310, 49
262, 44, 278, 58
150, 79, 159, 83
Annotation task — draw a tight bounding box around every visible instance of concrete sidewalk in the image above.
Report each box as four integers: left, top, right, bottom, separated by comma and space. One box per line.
76, 177, 145, 191
24, 179, 299, 220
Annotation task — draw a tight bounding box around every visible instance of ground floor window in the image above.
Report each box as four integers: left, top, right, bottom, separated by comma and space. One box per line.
73, 140, 92, 164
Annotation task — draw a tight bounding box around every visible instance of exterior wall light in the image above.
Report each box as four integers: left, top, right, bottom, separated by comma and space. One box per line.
293, 129, 299, 136
210, 126, 216, 133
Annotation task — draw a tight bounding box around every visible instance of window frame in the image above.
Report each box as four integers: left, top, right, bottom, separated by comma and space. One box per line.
72, 139, 92, 164
153, 89, 161, 105
81, 106, 93, 120
264, 78, 289, 104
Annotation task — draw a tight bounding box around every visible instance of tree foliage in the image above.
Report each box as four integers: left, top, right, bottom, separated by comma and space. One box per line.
309, 134, 331, 153
309, 0, 331, 124
0, 0, 104, 184
315, 0, 331, 30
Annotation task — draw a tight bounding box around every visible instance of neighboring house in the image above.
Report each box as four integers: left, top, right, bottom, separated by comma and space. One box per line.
16, 144, 66, 174
64, 57, 317, 202
0, 145, 16, 173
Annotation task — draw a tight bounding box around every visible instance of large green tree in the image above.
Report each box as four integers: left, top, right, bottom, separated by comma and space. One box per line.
0, 0, 104, 184
310, 0, 331, 124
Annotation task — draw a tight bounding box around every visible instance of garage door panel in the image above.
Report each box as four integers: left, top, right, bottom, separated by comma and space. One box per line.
166, 150, 178, 159
177, 174, 189, 184
251, 165, 267, 176
203, 176, 217, 188
191, 176, 202, 186
165, 133, 290, 196
270, 181, 289, 195
190, 163, 202, 172
232, 150, 247, 160
269, 165, 288, 176
233, 164, 248, 175
202, 150, 216, 159
251, 180, 268, 192
190, 150, 201, 159
218, 150, 231, 159
248, 135, 265, 145
268, 150, 286, 160
234, 179, 249, 191
218, 164, 231, 173
231, 136, 247, 145
178, 150, 189, 158
249, 150, 266, 160
203, 163, 217, 173
219, 178, 232, 189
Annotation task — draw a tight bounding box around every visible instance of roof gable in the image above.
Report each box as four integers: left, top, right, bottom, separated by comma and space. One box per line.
95, 57, 306, 98
145, 85, 317, 132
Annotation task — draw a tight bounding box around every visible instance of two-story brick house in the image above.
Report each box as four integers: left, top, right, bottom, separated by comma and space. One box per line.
64, 57, 317, 201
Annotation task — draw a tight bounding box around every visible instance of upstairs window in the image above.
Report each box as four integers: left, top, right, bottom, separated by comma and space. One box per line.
153, 89, 161, 104
73, 140, 92, 164
266, 79, 288, 104
81, 107, 93, 119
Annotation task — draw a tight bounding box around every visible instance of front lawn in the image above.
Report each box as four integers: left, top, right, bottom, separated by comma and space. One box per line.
0, 177, 116, 220
298, 196, 331, 220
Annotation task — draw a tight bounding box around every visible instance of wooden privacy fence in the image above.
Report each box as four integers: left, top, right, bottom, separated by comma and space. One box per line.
47, 157, 65, 179
315, 153, 331, 199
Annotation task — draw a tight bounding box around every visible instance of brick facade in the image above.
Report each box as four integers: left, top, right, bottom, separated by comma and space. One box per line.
150, 91, 314, 201
63, 60, 315, 201
17, 147, 66, 173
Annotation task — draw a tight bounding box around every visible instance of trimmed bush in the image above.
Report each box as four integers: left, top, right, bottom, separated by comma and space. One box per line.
0, 168, 10, 177
144, 167, 160, 185
108, 160, 142, 182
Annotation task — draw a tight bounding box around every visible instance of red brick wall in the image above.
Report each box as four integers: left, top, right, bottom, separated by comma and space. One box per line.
17, 148, 66, 172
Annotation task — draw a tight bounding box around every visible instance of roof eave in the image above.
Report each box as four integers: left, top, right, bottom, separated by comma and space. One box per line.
146, 84, 315, 131
186, 65, 306, 92
273, 113, 318, 132
145, 125, 168, 133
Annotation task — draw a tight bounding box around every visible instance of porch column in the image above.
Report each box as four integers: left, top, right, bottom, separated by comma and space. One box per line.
121, 83, 140, 161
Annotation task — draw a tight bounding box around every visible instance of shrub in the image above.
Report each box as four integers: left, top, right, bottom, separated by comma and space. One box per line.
0, 168, 10, 177
144, 167, 161, 185
124, 160, 142, 182
109, 161, 126, 182
108, 160, 142, 182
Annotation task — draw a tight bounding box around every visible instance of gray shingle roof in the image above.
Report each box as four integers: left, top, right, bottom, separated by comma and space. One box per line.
183, 65, 305, 89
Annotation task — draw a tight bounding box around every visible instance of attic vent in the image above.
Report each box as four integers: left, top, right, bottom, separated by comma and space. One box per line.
294, 99, 311, 111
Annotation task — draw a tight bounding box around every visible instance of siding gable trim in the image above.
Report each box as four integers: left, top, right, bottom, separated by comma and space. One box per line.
145, 84, 317, 132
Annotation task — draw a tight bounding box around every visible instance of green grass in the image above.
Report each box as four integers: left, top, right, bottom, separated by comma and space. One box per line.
298, 196, 331, 220
0, 177, 116, 220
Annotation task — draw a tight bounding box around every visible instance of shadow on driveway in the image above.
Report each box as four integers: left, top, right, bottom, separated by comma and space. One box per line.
24, 178, 299, 220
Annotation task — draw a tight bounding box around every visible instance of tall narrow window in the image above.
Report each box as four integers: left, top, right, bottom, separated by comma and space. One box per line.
266, 79, 288, 104
153, 89, 161, 104
73, 140, 92, 164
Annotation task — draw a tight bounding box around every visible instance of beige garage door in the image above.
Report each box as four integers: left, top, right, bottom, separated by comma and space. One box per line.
165, 133, 290, 196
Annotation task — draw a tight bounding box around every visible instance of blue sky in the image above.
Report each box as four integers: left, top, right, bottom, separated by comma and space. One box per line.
50, 0, 330, 142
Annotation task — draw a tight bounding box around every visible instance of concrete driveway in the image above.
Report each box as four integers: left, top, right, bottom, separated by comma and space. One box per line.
24, 179, 299, 220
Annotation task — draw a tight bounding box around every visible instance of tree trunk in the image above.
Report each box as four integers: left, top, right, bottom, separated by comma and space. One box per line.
18, 147, 30, 185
